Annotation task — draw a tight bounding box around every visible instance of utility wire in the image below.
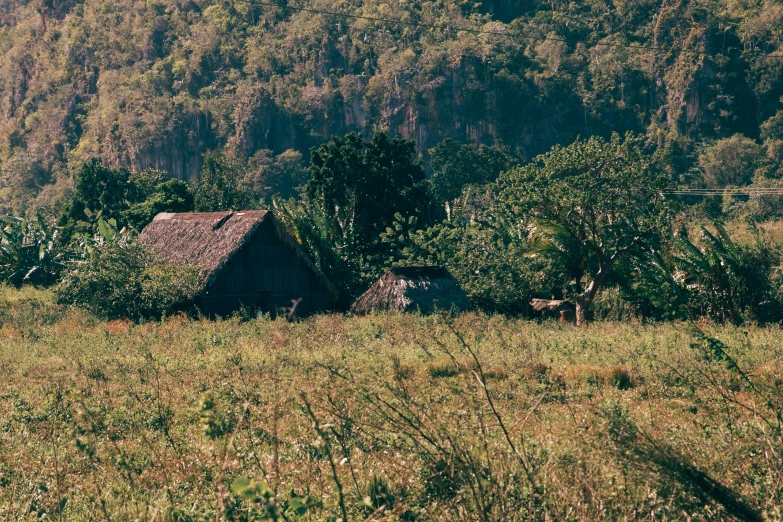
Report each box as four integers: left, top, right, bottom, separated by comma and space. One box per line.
232, 0, 783, 61
652, 186, 783, 197
664, 189, 783, 196
664, 188, 783, 192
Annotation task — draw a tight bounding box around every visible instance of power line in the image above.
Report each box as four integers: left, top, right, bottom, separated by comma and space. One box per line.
666, 187, 783, 194
665, 188, 783, 193
232, 0, 783, 61
664, 189, 783, 196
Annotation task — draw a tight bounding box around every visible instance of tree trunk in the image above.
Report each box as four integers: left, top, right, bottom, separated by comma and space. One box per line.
575, 294, 589, 327
575, 263, 610, 327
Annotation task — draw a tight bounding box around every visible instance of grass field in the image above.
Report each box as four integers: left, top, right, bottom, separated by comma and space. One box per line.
1, 287, 782, 521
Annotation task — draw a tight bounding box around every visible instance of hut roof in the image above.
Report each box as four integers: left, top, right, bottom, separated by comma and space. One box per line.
138, 210, 338, 297
530, 299, 574, 312
351, 266, 472, 315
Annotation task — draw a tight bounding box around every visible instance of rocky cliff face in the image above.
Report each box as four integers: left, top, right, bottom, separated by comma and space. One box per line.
0, 0, 780, 181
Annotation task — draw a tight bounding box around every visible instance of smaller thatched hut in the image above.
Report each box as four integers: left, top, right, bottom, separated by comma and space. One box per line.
351, 266, 472, 315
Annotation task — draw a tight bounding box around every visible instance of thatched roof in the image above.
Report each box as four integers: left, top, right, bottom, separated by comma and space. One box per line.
138, 210, 337, 297
530, 299, 574, 312
351, 266, 472, 314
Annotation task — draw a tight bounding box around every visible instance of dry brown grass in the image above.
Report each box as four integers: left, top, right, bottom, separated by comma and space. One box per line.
0, 287, 781, 520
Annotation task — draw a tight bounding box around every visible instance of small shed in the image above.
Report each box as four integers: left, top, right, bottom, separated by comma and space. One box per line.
139, 211, 337, 317
351, 266, 472, 315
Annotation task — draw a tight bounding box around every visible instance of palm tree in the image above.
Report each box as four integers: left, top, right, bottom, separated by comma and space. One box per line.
671, 223, 778, 323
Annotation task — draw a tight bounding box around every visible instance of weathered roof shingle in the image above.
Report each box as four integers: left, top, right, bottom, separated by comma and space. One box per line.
138, 210, 337, 297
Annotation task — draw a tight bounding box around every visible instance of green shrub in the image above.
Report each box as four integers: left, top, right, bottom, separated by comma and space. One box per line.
55, 242, 202, 320
0, 285, 64, 328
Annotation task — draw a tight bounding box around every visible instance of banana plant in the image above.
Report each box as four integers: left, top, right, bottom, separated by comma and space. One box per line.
0, 215, 81, 287
671, 223, 781, 323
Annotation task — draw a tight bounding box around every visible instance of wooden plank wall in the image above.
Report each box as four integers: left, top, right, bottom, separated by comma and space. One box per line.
202, 220, 333, 317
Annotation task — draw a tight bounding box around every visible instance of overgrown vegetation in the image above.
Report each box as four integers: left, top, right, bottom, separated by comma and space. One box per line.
0, 130, 780, 324
0, 215, 79, 287
2, 1, 783, 518
1, 291, 781, 519
55, 242, 202, 320
2, 0, 783, 183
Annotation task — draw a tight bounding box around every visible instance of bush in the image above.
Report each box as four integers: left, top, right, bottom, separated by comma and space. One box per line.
56, 242, 202, 320
699, 135, 764, 188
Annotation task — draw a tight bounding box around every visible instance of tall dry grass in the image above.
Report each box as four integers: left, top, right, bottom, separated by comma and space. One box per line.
0, 287, 781, 520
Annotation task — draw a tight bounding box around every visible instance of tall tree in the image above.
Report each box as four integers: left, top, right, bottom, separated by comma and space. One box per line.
59, 159, 195, 238
194, 152, 249, 212
429, 139, 518, 205
498, 133, 673, 325
306, 132, 430, 254
280, 132, 431, 304
58, 159, 136, 236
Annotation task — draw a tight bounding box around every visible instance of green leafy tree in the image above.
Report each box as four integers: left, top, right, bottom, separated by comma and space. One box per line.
245, 149, 308, 203
194, 152, 249, 212
429, 139, 518, 205
58, 159, 135, 236
125, 179, 194, 230
761, 109, 783, 141
285, 132, 431, 302
306, 132, 430, 250
59, 160, 195, 237
699, 135, 765, 188
498, 133, 672, 325
761, 110, 783, 179
128, 169, 169, 199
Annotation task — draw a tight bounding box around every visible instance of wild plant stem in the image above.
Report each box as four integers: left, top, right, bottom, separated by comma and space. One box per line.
302, 394, 350, 522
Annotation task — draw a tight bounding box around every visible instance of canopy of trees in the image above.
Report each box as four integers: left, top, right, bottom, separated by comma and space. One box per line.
58, 159, 194, 237
498, 133, 672, 324
1, 0, 782, 210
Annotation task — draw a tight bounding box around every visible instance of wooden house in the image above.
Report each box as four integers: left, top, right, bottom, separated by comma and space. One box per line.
351, 266, 472, 315
138, 211, 337, 317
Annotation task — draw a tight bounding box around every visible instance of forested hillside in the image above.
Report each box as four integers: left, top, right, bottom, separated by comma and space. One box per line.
1, 0, 782, 205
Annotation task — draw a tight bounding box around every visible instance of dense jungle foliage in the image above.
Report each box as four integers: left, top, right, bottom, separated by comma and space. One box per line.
1, 0, 783, 189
